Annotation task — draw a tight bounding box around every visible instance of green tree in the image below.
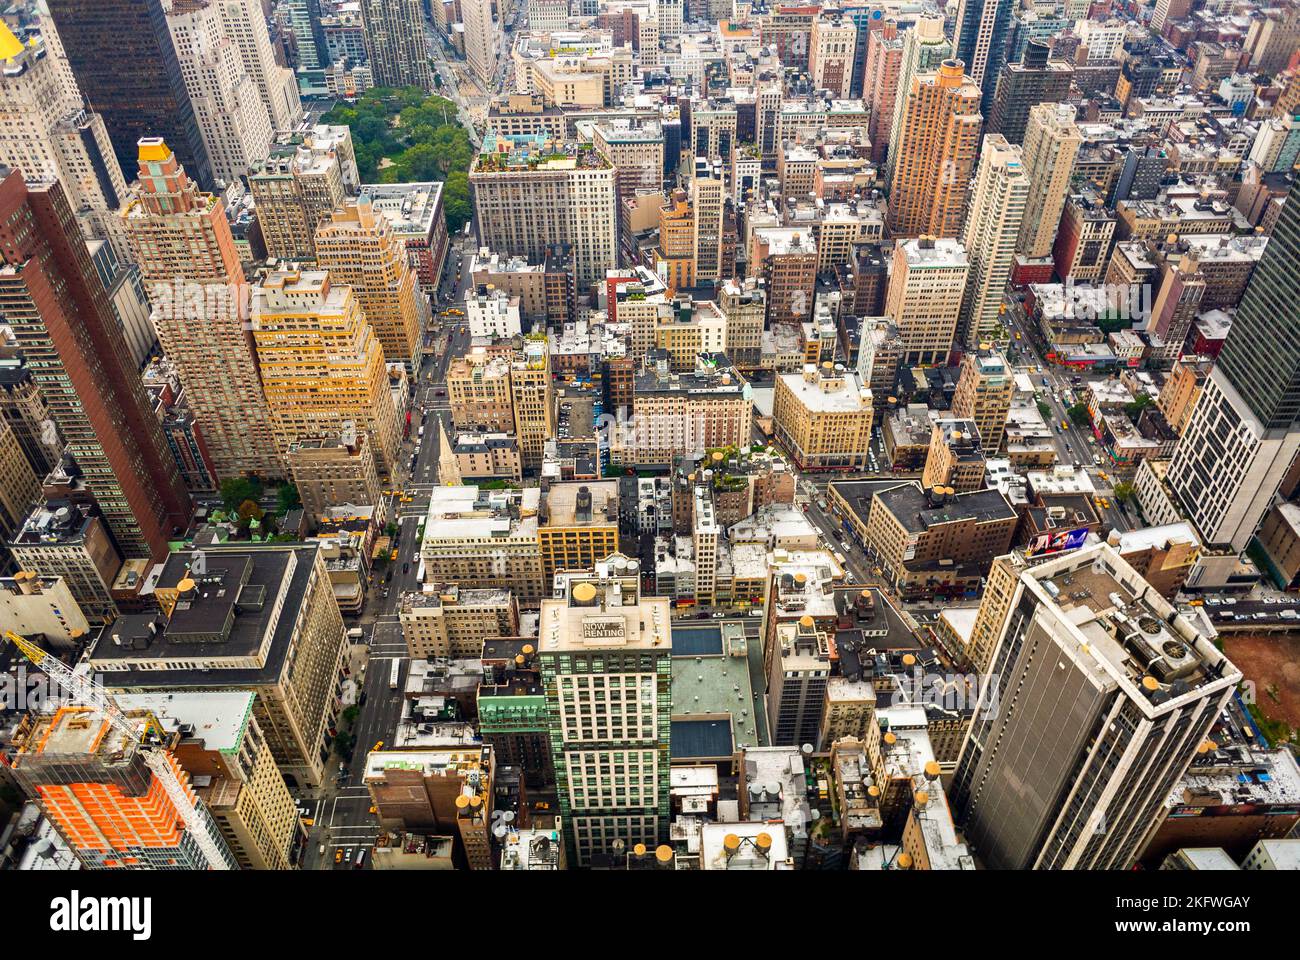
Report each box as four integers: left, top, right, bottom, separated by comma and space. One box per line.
277, 483, 302, 514
220, 476, 263, 513
1036, 400, 1052, 420
1124, 394, 1153, 419
443, 170, 471, 233
1113, 482, 1135, 502
238, 499, 264, 522
1067, 402, 1091, 427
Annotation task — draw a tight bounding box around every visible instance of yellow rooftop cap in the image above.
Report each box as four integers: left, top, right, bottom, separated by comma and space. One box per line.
137, 138, 172, 163
0, 23, 25, 62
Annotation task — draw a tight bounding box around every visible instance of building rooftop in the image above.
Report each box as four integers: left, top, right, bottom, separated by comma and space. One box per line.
778, 366, 871, 414
670, 621, 758, 756
1021, 544, 1242, 715
87, 546, 319, 687
875, 483, 1016, 534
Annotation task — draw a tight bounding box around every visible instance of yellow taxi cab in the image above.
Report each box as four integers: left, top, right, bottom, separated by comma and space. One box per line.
334, 848, 344, 864
390, 549, 399, 562
372, 740, 384, 751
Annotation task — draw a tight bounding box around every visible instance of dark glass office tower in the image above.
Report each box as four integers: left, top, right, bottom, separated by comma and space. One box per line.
986, 40, 1073, 144
1214, 185, 1300, 428
45, 0, 214, 190
1165, 181, 1300, 550
953, 0, 1014, 114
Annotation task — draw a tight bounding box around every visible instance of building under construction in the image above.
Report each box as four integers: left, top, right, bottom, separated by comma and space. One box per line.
8, 705, 236, 870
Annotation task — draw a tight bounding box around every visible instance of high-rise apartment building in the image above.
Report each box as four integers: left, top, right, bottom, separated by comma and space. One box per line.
124, 139, 281, 479
88, 544, 348, 788
953, 0, 1013, 112
315, 197, 423, 371
360, 0, 436, 90
539, 557, 671, 866
618, 356, 752, 466
808, 14, 856, 100
885, 236, 970, 365
163, 0, 274, 187
45, 0, 214, 189
0, 170, 190, 559
286, 434, 382, 525
692, 157, 725, 284
0, 24, 127, 243
887, 60, 983, 240
9, 705, 238, 870
1166, 181, 1300, 550
883, 16, 950, 184
958, 134, 1028, 348
460, 0, 499, 87
0, 360, 60, 479
469, 134, 617, 287
250, 269, 402, 476
216, 0, 302, 134
1016, 102, 1081, 259
0, 432, 39, 546
115, 691, 301, 870
250, 131, 349, 261
951, 544, 1242, 869
511, 336, 555, 472
986, 40, 1073, 145
951, 345, 1015, 453
864, 20, 904, 166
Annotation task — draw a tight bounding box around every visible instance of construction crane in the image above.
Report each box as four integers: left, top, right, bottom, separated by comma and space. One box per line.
4, 630, 232, 870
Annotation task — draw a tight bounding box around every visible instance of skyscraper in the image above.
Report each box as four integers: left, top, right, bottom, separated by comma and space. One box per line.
215, 0, 303, 135
883, 16, 950, 184
45, 0, 214, 190
951, 544, 1242, 869
163, 0, 274, 187
1016, 102, 1081, 259
460, 0, 498, 88
124, 139, 282, 479
538, 557, 672, 866
284, 0, 327, 72
0, 169, 190, 559
314, 197, 424, 372
692, 157, 725, 284
986, 40, 1073, 145
958, 133, 1027, 347
953, 0, 1014, 113
1165, 180, 1300, 550
864, 20, 904, 166
0, 23, 127, 241
886, 60, 983, 240
361, 0, 437, 90
249, 131, 349, 262
250, 268, 402, 476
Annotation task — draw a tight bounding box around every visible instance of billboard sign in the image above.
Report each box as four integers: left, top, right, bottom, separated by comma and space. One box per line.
1028, 527, 1090, 557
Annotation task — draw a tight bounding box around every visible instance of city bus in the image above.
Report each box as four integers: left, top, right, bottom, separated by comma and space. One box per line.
389, 659, 401, 690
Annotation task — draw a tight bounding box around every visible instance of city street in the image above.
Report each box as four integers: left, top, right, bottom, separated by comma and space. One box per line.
299, 216, 473, 870
1001, 295, 1133, 534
